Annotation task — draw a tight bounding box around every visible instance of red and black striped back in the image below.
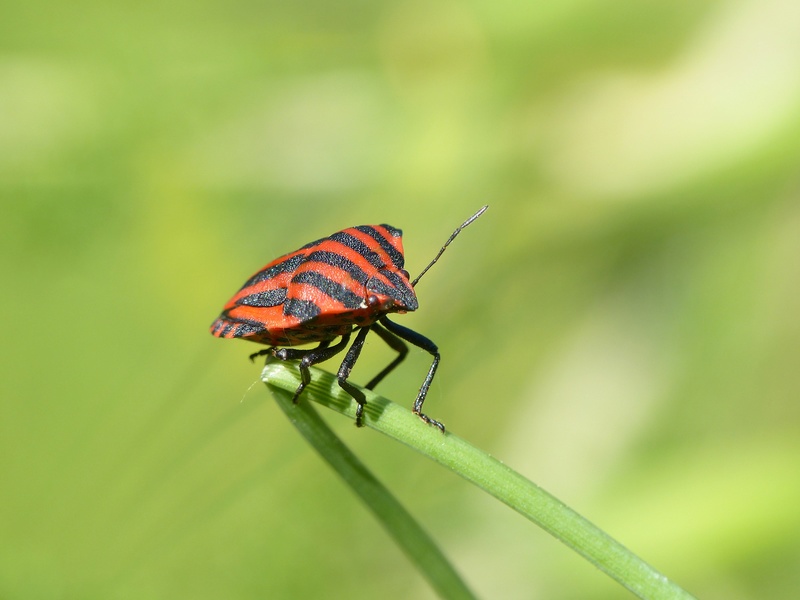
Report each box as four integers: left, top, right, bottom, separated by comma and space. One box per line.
209, 224, 418, 346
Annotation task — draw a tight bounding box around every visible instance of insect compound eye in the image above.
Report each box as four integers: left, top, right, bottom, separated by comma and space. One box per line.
366, 294, 381, 308
400, 269, 410, 280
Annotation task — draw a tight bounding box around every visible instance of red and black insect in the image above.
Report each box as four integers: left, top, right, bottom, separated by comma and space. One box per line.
210, 206, 487, 432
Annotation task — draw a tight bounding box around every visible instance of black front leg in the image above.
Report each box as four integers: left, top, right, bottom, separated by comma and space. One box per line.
379, 317, 444, 432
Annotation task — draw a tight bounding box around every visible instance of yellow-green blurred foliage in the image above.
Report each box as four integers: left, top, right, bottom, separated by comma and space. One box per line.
2, 0, 799, 598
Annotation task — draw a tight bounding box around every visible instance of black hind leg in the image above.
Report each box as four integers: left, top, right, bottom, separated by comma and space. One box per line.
270, 334, 351, 403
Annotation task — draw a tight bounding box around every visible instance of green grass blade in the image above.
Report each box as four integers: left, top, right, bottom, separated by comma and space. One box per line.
269, 382, 477, 600
262, 361, 697, 600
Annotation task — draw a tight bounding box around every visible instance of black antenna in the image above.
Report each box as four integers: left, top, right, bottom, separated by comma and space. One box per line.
411, 205, 488, 287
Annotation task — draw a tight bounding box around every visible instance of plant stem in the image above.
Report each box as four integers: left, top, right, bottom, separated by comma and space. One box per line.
271, 383, 477, 600
262, 361, 696, 600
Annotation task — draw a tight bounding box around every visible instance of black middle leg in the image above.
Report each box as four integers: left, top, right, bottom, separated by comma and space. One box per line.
336, 326, 372, 426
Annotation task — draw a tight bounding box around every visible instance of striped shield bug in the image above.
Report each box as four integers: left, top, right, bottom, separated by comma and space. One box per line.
210, 206, 488, 432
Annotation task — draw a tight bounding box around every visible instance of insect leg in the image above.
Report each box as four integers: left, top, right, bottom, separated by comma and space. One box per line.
336, 326, 372, 427
273, 334, 351, 403
364, 322, 408, 391
379, 316, 444, 432
272, 341, 329, 401
249, 348, 274, 362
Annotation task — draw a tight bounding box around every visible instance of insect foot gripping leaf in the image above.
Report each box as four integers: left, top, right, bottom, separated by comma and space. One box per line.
211, 206, 488, 431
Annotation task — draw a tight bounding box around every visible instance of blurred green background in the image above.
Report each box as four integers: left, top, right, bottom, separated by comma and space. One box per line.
2, 0, 799, 598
